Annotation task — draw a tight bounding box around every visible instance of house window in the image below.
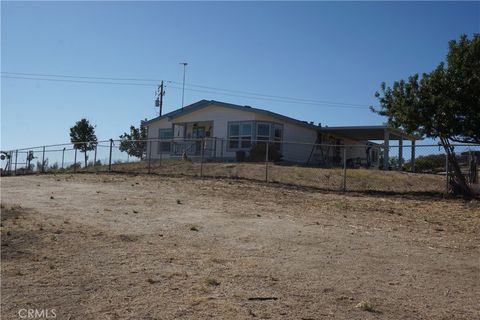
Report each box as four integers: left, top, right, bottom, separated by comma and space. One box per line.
273, 124, 283, 149
158, 128, 173, 153
228, 122, 252, 149
256, 123, 271, 142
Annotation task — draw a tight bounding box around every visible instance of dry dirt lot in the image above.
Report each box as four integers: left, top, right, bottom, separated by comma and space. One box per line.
1, 173, 479, 320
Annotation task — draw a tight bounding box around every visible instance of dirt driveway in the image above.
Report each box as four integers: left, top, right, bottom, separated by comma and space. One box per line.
1, 173, 479, 319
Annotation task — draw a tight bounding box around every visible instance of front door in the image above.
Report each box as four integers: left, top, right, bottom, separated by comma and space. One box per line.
192, 127, 205, 154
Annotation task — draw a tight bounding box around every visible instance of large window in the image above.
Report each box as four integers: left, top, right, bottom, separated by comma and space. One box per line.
256, 122, 271, 142
273, 123, 283, 149
228, 122, 252, 149
158, 128, 173, 153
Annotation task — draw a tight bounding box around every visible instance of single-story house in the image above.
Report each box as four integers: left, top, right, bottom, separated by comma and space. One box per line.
143, 99, 418, 169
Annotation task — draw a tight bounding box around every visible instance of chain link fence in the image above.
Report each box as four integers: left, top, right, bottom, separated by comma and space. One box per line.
2, 138, 479, 196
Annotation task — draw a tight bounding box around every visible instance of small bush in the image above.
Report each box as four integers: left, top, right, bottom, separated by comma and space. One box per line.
356, 300, 375, 312
87, 160, 102, 167
404, 154, 446, 173
205, 278, 220, 286
248, 142, 282, 162
36, 159, 49, 172
68, 162, 81, 170
50, 162, 59, 170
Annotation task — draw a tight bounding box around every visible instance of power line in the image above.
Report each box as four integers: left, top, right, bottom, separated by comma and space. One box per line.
1, 71, 370, 109
2, 71, 160, 82
165, 85, 366, 109
2, 75, 154, 87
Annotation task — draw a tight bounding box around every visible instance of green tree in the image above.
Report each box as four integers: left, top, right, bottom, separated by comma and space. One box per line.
371, 34, 480, 197
119, 123, 148, 159
69, 118, 97, 168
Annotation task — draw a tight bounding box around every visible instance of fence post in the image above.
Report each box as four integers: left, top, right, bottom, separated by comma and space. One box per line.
213, 138, 217, 160
220, 138, 224, 160
342, 147, 347, 191
159, 139, 162, 164
148, 140, 152, 174
42, 146, 46, 173
14, 150, 18, 175
74, 148, 78, 173
6, 152, 10, 175
445, 153, 449, 195
265, 142, 269, 182
200, 138, 204, 178
94, 145, 97, 167
108, 139, 113, 173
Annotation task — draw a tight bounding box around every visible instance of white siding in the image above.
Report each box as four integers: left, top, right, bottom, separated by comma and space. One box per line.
146, 117, 171, 157
145, 103, 354, 163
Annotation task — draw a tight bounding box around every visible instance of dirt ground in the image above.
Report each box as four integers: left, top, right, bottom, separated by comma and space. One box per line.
1, 173, 479, 320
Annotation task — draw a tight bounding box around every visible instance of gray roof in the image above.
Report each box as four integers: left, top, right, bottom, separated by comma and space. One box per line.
143, 99, 321, 130
143, 99, 419, 141
320, 125, 420, 141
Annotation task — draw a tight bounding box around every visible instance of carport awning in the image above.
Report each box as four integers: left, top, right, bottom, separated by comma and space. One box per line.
319, 125, 419, 141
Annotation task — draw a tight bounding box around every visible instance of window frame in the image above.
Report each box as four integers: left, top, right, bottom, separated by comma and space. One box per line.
158, 128, 173, 153
227, 121, 253, 151
256, 122, 271, 142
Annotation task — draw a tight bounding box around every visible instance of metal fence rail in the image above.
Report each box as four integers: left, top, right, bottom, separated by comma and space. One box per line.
2, 138, 479, 196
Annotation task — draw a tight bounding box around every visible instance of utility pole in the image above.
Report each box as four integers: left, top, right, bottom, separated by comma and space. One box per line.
179, 62, 188, 110
155, 80, 165, 116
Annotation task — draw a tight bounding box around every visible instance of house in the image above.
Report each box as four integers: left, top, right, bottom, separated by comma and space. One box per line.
143, 99, 418, 169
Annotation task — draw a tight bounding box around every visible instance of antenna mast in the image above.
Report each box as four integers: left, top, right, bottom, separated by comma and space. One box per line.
179, 62, 188, 110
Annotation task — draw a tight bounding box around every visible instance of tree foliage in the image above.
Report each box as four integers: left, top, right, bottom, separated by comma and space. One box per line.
119, 123, 148, 159
371, 34, 480, 196
69, 118, 97, 167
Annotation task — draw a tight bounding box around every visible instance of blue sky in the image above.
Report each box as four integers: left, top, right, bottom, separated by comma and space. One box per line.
1, 1, 479, 150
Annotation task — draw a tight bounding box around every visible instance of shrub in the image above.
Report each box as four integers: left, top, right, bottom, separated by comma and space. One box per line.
87, 160, 102, 167
404, 154, 446, 173
247, 142, 282, 162
68, 162, 81, 170
36, 159, 49, 172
